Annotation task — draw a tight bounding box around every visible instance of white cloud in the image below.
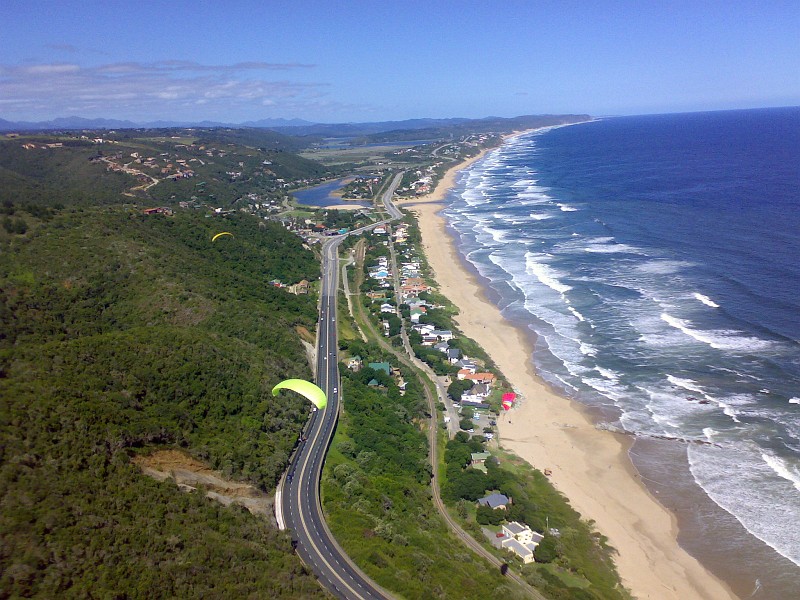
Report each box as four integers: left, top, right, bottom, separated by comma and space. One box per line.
0, 60, 329, 121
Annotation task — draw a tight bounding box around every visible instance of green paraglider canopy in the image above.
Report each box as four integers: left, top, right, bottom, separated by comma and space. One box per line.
272, 379, 328, 409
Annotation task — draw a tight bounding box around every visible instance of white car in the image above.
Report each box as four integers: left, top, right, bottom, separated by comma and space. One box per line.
333, 387, 338, 393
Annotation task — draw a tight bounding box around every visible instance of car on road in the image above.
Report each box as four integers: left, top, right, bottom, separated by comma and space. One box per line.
333, 387, 338, 393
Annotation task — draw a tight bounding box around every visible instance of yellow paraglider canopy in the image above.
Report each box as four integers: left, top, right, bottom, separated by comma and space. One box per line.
212, 232, 234, 242
272, 379, 328, 409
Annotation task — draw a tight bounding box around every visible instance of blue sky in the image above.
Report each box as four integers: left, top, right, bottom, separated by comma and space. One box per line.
1, 0, 798, 123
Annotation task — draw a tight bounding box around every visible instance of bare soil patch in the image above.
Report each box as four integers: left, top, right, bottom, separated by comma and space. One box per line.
133, 449, 274, 522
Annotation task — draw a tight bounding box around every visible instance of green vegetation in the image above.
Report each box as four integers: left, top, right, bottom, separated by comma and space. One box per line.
323, 343, 526, 600
443, 436, 629, 599
1, 206, 325, 597
0, 129, 335, 210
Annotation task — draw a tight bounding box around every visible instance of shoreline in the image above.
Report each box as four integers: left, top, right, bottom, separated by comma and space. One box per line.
398, 136, 738, 599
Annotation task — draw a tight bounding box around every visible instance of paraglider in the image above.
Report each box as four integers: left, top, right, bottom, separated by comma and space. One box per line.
212, 231, 234, 242
272, 379, 328, 410
502, 392, 515, 411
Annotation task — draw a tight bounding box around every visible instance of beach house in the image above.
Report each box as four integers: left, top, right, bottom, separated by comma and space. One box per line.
470, 451, 491, 472
497, 522, 544, 564
477, 493, 510, 510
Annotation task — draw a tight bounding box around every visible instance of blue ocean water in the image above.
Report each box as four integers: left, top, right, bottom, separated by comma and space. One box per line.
444, 107, 800, 589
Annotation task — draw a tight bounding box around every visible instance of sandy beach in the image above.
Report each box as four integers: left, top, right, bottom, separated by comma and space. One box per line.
399, 144, 737, 599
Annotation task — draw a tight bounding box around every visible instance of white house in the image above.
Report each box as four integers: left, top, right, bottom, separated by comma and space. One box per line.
461, 383, 490, 404
498, 522, 544, 564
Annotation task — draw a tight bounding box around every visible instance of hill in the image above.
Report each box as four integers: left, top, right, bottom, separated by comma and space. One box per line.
0, 206, 326, 597
0, 130, 334, 208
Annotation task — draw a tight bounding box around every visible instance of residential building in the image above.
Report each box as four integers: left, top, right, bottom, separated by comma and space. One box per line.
368, 362, 391, 375
470, 452, 491, 471
477, 493, 510, 510
498, 522, 544, 564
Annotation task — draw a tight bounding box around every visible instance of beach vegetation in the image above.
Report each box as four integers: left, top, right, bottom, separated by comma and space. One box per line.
441, 436, 628, 598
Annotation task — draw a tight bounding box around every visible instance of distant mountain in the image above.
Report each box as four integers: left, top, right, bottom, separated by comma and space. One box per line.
268, 117, 472, 137
0, 114, 591, 138
0, 116, 141, 130
241, 117, 316, 128
0, 116, 317, 131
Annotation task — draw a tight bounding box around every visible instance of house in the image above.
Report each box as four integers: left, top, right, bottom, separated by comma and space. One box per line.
434, 341, 450, 353
142, 207, 173, 216
464, 372, 496, 385
455, 359, 478, 373
347, 356, 362, 371
470, 452, 491, 471
401, 283, 430, 295
461, 383, 491, 404
290, 279, 309, 295
431, 329, 453, 342
447, 348, 462, 363
380, 303, 395, 314
368, 362, 391, 375
498, 522, 544, 564
421, 333, 440, 345
477, 493, 510, 510
409, 307, 426, 323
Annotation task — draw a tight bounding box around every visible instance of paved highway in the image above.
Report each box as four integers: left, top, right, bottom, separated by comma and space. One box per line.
276, 174, 404, 599
276, 171, 541, 599
279, 236, 391, 600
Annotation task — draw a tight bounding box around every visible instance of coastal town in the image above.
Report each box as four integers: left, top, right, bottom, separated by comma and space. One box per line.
0, 119, 739, 600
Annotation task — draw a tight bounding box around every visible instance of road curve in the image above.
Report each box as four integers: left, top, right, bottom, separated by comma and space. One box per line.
279, 235, 392, 600
277, 173, 405, 599
278, 170, 540, 599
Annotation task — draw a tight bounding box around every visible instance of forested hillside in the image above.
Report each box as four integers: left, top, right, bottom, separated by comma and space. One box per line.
0, 130, 335, 208
0, 206, 325, 597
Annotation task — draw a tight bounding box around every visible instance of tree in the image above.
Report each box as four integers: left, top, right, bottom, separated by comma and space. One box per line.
476, 505, 505, 526
459, 418, 474, 431
534, 535, 560, 563
447, 379, 473, 401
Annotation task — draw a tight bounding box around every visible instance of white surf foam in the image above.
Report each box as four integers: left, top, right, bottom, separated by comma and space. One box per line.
689, 444, 800, 567
693, 292, 720, 308
660, 313, 775, 352
761, 453, 800, 493
525, 253, 571, 295
567, 306, 586, 322
557, 203, 578, 212
595, 366, 622, 381
667, 374, 705, 394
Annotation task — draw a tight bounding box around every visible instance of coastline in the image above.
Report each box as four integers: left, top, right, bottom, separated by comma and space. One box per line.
398, 138, 737, 599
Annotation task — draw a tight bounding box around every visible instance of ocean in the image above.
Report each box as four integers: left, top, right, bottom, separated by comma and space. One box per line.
443, 107, 800, 598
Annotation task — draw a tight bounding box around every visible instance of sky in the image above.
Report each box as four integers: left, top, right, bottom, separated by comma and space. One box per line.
1, 0, 798, 124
